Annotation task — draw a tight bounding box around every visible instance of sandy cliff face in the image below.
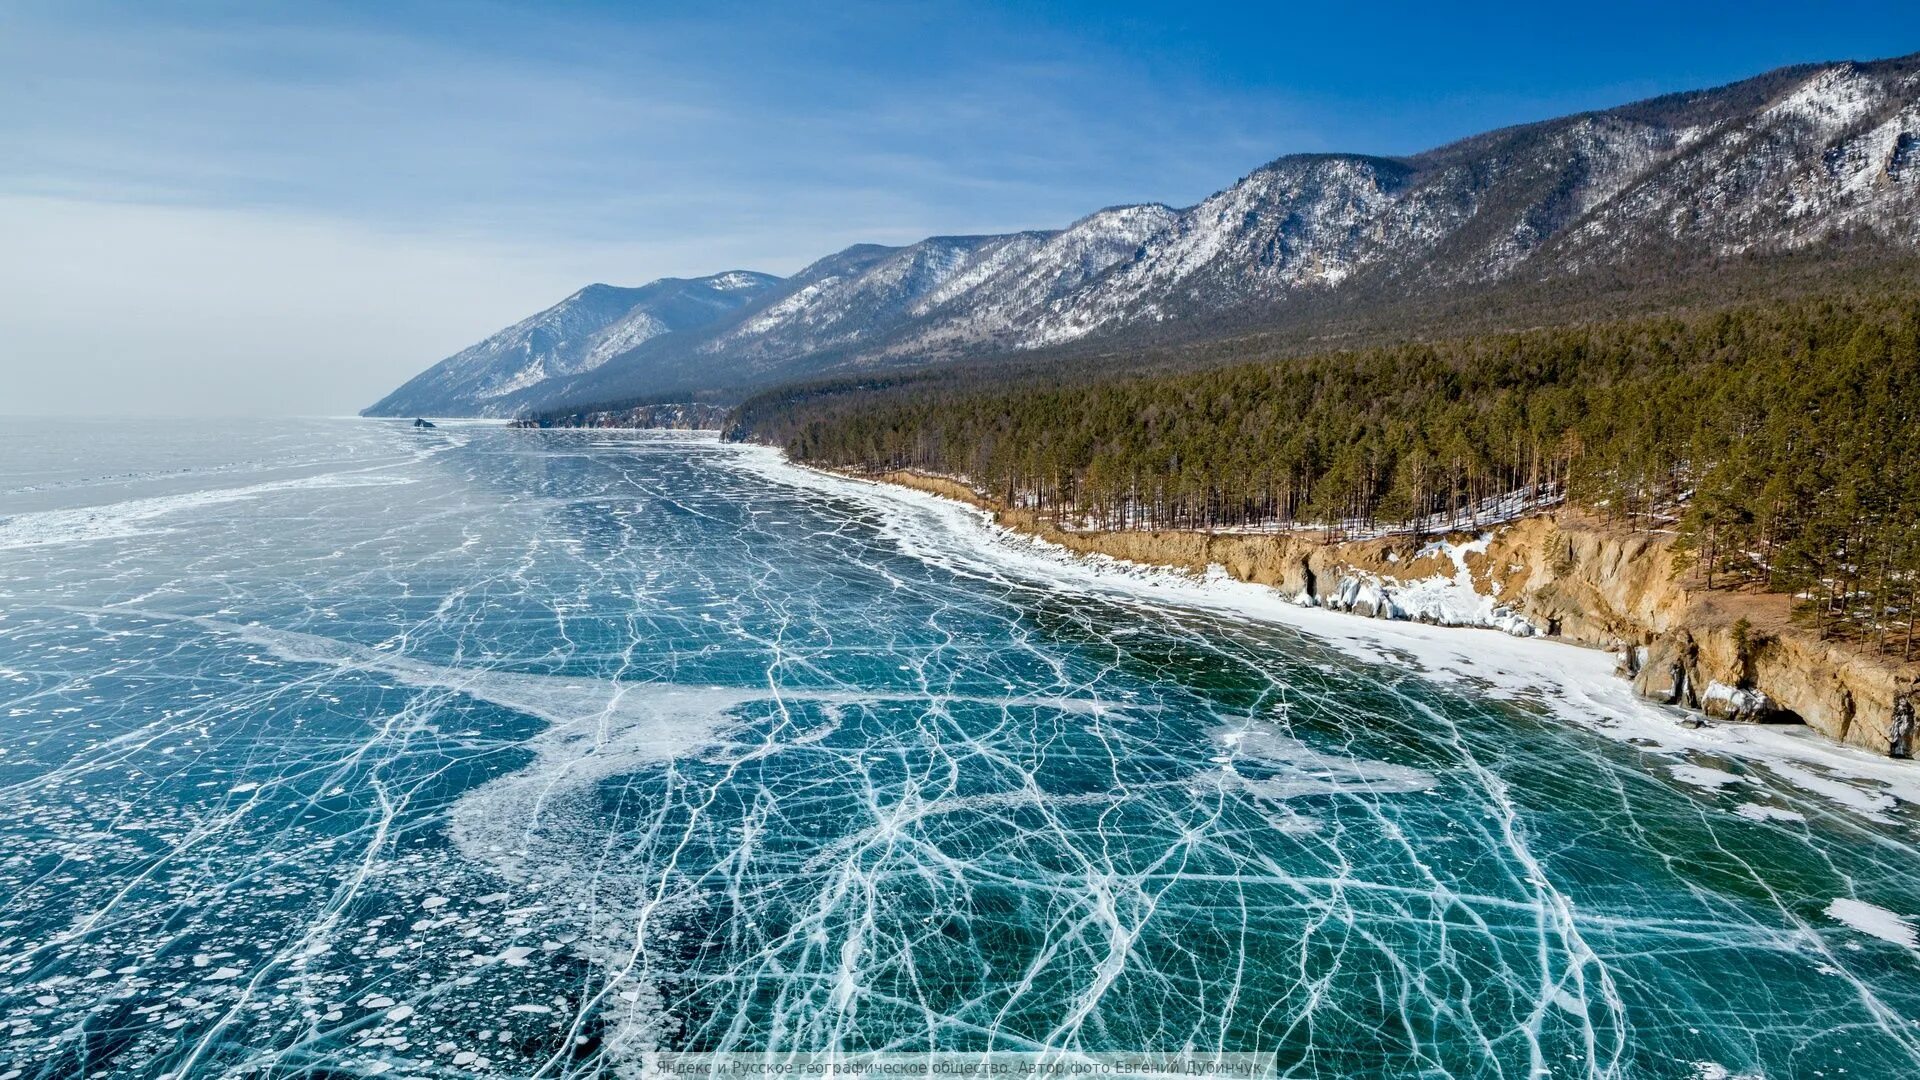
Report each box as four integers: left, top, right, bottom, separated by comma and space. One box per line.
1470, 518, 1915, 755
1473, 518, 1687, 642
1625, 613, 1918, 756
872, 470, 1919, 757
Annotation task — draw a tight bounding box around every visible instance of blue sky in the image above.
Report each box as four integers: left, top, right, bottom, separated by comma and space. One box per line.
4, 0, 1919, 414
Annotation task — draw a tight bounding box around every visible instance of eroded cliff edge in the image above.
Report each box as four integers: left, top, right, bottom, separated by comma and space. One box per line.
868, 470, 1919, 758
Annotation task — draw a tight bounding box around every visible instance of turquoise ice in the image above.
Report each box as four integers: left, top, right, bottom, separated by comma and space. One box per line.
1, 420, 1917, 1078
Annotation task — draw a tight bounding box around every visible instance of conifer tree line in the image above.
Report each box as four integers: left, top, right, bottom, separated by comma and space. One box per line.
731, 294, 1920, 657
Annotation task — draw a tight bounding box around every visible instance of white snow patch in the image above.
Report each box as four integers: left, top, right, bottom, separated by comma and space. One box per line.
1312, 536, 1538, 637
1826, 897, 1918, 949
1670, 764, 1747, 790
1689, 1063, 1763, 1080
0, 470, 418, 550
1734, 803, 1806, 824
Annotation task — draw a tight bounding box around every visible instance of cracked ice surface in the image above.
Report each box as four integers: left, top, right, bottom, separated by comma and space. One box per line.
2, 420, 1920, 1078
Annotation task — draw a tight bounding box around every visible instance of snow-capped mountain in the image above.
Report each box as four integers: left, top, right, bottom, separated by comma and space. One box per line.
1026, 58, 1920, 343
885, 204, 1180, 356
371, 53, 1920, 417
537, 204, 1180, 408
362, 271, 781, 417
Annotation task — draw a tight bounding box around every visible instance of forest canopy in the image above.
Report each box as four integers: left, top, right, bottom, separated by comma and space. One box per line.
730, 292, 1920, 656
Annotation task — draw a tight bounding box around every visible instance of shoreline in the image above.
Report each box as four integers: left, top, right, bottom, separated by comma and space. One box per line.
835, 465, 1917, 751
728, 443, 1920, 823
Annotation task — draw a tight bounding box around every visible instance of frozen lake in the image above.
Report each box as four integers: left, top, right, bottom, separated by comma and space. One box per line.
1, 419, 1917, 1078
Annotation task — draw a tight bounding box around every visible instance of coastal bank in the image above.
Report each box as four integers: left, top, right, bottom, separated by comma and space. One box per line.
860, 468, 1920, 760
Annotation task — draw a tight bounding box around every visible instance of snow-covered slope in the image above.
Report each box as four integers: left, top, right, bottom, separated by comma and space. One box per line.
1031, 58, 1920, 342
539, 205, 1181, 408
362, 272, 781, 417
1552, 62, 1920, 264
372, 53, 1920, 416
890, 204, 1179, 355
1023, 157, 1413, 344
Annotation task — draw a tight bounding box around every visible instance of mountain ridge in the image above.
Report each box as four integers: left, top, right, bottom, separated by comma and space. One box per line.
367, 51, 1920, 418
362, 270, 782, 417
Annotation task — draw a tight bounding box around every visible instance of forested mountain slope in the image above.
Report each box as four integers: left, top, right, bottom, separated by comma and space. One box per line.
372, 52, 1920, 415
729, 292, 1920, 662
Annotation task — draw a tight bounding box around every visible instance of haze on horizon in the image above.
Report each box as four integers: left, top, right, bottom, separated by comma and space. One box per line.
5, 0, 1919, 417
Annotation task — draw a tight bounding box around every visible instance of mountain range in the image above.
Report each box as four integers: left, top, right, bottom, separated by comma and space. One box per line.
364, 272, 780, 417
366, 53, 1920, 419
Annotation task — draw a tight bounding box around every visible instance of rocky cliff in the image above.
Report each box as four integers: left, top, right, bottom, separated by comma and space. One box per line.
869, 470, 1919, 758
